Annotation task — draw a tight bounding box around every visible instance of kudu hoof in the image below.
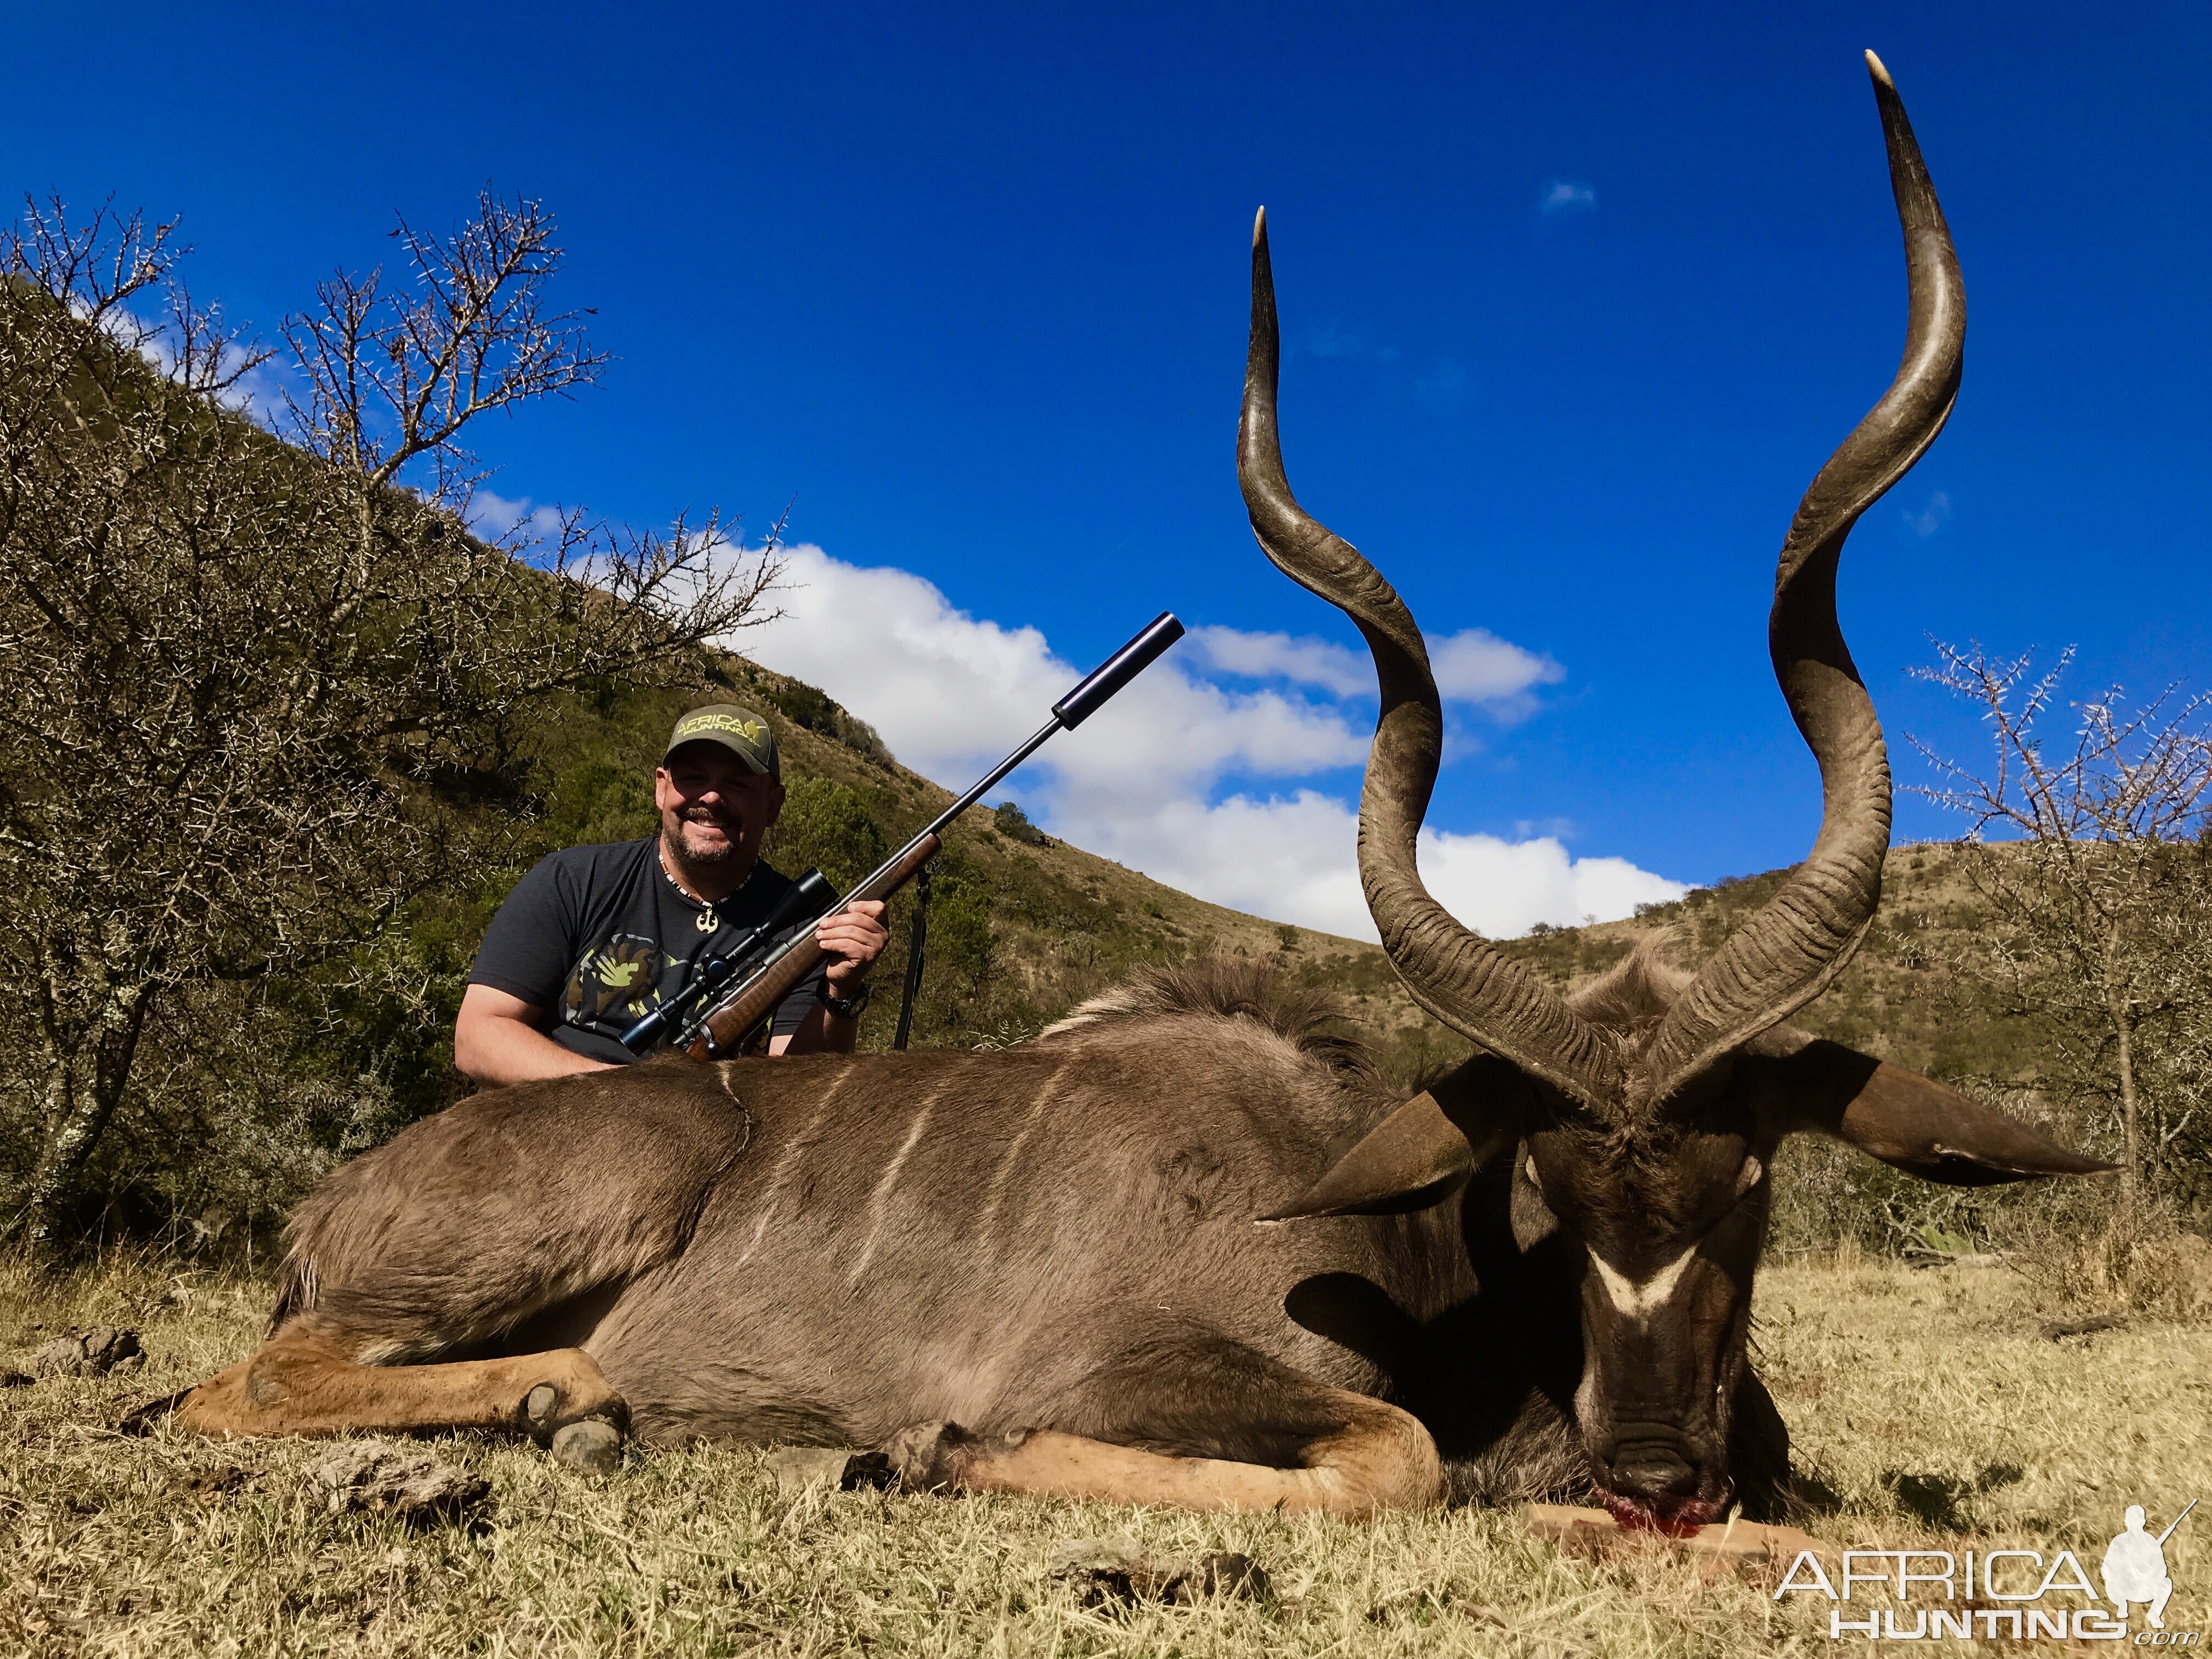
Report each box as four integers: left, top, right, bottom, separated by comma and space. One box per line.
120, 1387, 194, 1437
550, 1418, 624, 1476
516, 1378, 629, 1449
523, 1384, 561, 1440
882, 1420, 1004, 1493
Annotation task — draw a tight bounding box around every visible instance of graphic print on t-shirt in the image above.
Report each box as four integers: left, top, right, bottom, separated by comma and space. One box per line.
563, 933, 664, 1028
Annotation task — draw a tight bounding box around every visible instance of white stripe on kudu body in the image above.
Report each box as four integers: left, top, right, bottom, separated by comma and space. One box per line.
974, 1060, 1075, 1240
851, 1088, 944, 1282
1589, 1244, 1699, 1319
736, 1070, 855, 1268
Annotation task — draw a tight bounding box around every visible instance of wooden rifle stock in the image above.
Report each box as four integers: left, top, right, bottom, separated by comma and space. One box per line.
684, 833, 940, 1058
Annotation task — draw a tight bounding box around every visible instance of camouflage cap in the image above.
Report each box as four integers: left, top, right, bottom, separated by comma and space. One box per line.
662, 704, 779, 778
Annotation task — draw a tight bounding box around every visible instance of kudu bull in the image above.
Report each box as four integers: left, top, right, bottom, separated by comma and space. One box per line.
154, 55, 2108, 1521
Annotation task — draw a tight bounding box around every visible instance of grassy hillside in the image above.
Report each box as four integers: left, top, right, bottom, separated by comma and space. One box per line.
1500, 844, 2035, 1084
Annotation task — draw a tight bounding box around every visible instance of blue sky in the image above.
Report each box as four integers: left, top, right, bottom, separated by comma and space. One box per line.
14, 3, 2208, 934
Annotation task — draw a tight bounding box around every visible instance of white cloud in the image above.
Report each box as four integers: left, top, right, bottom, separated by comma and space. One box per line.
1187, 625, 1370, 698
741, 546, 1364, 799
1304, 325, 1384, 361
467, 487, 567, 543
1077, 789, 1372, 938
1189, 622, 1561, 708
738, 543, 1685, 940
1420, 828, 1686, 939
1904, 490, 1950, 537
1541, 180, 1597, 215
1431, 628, 1564, 702
1062, 790, 1688, 942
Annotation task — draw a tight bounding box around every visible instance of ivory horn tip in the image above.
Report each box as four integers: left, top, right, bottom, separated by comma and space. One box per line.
1864, 49, 1893, 87
1252, 205, 1268, 246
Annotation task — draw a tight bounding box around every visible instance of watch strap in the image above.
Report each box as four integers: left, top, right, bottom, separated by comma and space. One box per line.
821, 983, 872, 1019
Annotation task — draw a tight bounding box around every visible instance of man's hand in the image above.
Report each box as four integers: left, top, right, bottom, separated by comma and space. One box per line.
817, 899, 889, 992
772, 900, 891, 1057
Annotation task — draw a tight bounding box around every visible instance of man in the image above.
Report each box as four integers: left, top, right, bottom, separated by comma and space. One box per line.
2102, 1504, 2175, 1630
455, 704, 888, 1085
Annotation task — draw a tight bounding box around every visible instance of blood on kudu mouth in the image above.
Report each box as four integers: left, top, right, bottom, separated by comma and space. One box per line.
1593, 1425, 1733, 1533
1598, 1487, 1731, 1537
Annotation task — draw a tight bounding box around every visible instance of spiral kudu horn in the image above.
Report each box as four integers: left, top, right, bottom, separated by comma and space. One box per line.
1638, 52, 1965, 1109
1238, 208, 1624, 1113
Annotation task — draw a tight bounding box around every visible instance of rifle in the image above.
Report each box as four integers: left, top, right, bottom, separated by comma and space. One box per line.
678, 611, 1184, 1059
2157, 1498, 2197, 1546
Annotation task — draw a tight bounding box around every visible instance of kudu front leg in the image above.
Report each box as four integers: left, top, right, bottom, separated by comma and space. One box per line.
884, 1389, 1442, 1517
159, 1323, 629, 1471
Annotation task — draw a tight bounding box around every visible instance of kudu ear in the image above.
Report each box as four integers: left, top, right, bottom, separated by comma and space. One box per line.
1263, 1054, 1530, 1220
1762, 1035, 2117, 1186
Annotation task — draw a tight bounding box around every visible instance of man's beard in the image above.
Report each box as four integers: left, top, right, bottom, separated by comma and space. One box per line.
673, 815, 744, 867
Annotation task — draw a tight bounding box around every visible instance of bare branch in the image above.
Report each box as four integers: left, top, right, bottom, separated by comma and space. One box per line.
278, 190, 607, 503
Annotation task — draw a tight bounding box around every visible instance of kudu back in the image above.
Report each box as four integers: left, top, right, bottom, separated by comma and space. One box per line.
155, 55, 2109, 1521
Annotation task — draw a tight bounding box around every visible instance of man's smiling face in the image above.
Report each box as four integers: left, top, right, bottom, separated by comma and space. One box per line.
655, 742, 786, 877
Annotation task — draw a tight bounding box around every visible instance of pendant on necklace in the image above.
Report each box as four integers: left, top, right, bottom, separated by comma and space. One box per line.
696, 904, 718, 934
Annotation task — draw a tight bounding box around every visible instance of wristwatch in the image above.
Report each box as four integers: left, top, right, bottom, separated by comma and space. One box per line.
821, 983, 872, 1020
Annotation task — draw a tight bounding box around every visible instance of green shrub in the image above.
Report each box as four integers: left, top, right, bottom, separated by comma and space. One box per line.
764, 777, 889, 891
763, 679, 836, 733
992, 801, 1049, 847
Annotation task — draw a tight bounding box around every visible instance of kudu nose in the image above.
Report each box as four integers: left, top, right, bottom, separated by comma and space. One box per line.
1609, 1440, 1700, 1500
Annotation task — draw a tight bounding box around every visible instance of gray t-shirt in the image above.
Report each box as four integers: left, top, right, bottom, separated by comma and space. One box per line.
469, 838, 827, 1063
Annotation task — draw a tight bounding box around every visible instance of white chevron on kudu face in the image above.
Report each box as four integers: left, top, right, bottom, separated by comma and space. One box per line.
1589, 1243, 1699, 1319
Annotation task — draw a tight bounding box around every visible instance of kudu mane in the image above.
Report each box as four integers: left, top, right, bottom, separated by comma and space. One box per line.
1040, 958, 1379, 1085
1037, 936, 1712, 1123
1564, 934, 1692, 1048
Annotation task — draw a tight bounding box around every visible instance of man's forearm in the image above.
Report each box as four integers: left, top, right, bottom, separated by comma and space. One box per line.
770, 1004, 861, 1056
455, 1012, 620, 1087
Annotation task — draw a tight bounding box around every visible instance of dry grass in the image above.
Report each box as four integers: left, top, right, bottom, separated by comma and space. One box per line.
3, 1250, 2205, 1656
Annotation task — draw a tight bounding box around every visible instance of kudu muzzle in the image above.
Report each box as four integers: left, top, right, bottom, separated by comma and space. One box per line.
1576, 1245, 1752, 1526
